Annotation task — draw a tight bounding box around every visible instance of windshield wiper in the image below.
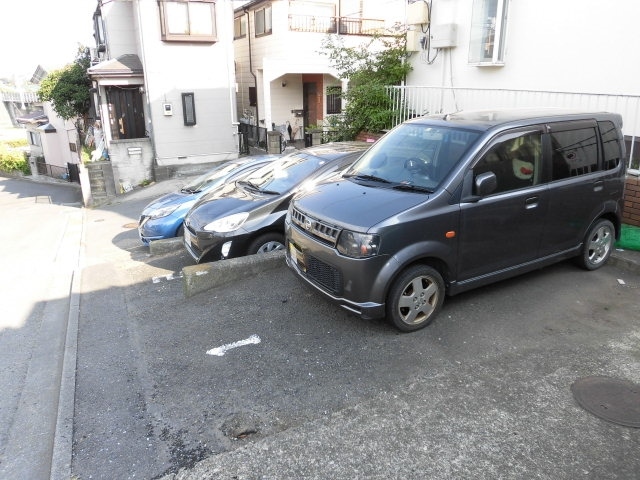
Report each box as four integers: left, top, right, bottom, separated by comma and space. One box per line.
344, 173, 391, 184
238, 180, 262, 190
238, 180, 280, 195
392, 183, 433, 193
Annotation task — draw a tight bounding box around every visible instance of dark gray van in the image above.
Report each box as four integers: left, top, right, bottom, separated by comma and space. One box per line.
285, 109, 626, 332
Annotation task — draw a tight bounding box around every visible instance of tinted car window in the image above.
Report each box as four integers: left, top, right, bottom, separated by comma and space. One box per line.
246, 154, 327, 193
550, 127, 598, 179
345, 124, 480, 190
473, 130, 542, 194
598, 120, 623, 170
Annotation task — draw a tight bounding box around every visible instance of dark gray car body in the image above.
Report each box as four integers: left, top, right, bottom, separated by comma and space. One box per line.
285, 109, 626, 323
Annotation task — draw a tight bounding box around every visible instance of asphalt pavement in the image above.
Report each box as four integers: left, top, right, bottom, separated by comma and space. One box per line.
3, 169, 640, 480
87, 171, 640, 479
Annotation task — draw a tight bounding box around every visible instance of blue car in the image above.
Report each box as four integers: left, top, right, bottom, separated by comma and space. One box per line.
138, 155, 279, 245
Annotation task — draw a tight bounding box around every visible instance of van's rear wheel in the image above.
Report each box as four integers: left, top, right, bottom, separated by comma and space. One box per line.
577, 219, 615, 270
387, 265, 444, 332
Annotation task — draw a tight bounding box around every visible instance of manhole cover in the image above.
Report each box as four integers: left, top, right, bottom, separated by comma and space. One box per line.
571, 376, 640, 428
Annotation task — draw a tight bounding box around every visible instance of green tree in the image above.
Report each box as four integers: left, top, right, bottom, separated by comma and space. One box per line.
320, 33, 412, 140
38, 46, 91, 135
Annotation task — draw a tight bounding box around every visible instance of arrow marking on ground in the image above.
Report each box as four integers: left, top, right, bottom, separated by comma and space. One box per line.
207, 334, 261, 356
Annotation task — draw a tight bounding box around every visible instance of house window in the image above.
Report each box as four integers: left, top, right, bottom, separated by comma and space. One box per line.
255, 5, 272, 37
182, 92, 196, 126
159, 0, 217, 43
468, 0, 508, 65
28, 131, 41, 147
249, 86, 257, 107
93, 9, 106, 46
105, 86, 146, 140
326, 86, 342, 114
234, 15, 247, 39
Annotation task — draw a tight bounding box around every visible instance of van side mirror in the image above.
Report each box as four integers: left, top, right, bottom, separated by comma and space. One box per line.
474, 172, 497, 196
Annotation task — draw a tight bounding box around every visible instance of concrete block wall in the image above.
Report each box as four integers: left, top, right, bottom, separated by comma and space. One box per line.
623, 174, 640, 227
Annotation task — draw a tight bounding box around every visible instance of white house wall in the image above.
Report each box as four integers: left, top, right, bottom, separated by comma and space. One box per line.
37, 103, 81, 169
135, 0, 238, 167
100, 1, 140, 60
407, 0, 640, 96
234, 0, 405, 131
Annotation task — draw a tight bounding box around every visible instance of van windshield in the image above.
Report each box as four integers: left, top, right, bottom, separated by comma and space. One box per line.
344, 124, 481, 190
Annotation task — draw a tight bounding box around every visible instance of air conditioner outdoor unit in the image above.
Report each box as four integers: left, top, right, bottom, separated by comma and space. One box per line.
407, 1, 429, 25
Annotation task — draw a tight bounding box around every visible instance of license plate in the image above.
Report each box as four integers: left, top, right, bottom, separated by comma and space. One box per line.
288, 241, 306, 272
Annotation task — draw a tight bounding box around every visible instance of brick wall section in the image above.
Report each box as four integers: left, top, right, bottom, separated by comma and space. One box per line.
623, 174, 640, 227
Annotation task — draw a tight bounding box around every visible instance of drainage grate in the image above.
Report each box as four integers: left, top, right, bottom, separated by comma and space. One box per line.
571, 376, 640, 428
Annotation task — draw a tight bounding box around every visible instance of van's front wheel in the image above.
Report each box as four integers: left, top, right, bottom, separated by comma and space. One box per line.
387, 265, 444, 332
577, 219, 615, 270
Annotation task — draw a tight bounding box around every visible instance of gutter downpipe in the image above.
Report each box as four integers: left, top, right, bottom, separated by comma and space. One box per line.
244, 7, 259, 126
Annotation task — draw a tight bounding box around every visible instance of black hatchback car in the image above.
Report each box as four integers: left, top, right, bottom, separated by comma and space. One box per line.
183, 142, 370, 263
286, 109, 626, 332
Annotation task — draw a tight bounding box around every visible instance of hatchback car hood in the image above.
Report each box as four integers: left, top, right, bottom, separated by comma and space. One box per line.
295, 180, 428, 230
186, 185, 280, 230
142, 191, 191, 214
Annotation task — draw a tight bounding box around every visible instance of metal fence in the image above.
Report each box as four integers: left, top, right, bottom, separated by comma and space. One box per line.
36, 160, 71, 181
238, 122, 268, 153
386, 86, 640, 169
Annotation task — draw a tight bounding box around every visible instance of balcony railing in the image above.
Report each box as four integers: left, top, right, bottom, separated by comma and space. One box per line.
288, 14, 387, 35
0, 91, 39, 103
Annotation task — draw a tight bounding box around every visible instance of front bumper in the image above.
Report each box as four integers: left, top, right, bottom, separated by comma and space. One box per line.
285, 222, 387, 320
138, 215, 181, 245
183, 225, 251, 263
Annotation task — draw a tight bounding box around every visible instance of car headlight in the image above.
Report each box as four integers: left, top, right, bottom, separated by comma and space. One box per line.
337, 230, 380, 258
203, 212, 249, 233
147, 205, 178, 219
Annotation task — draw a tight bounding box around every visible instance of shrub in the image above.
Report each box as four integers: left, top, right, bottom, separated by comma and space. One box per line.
0, 144, 31, 175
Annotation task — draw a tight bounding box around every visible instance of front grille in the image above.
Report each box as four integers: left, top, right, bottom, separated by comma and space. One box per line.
291, 207, 341, 246
306, 254, 343, 295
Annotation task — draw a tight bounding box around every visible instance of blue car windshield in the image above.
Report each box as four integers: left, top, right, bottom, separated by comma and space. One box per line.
345, 124, 481, 190
182, 161, 243, 192
244, 154, 327, 194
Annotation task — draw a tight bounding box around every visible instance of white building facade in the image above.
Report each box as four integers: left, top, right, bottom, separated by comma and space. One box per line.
88, 0, 239, 191
400, 0, 640, 166
234, 0, 406, 146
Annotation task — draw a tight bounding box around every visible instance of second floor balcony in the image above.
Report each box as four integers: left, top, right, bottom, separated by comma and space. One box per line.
288, 14, 388, 36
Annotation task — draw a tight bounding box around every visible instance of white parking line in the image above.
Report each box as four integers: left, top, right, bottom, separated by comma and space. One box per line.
206, 335, 261, 356
152, 272, 184, 284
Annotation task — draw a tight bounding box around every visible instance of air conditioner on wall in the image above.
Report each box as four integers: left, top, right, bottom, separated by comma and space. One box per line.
407, 1, 429, 25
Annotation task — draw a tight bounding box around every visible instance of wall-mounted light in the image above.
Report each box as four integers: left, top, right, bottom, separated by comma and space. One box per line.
282, 82, 287, 87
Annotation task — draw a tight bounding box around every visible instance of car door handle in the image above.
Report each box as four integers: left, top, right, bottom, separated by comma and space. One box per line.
525, 196, 539, 209
593, 180, 604, 192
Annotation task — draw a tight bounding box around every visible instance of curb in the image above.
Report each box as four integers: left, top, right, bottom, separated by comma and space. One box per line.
609, 249, 640, 275
149, 237, 184, 255
147, 237, 640, 297
182, 250, 286, 298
